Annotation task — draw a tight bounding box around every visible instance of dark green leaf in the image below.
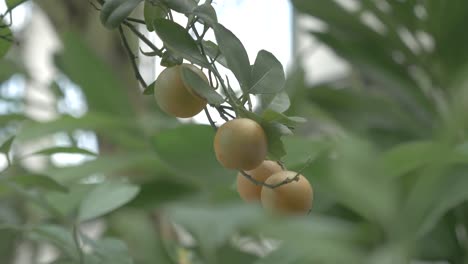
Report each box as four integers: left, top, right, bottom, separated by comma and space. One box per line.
100, 0, 143, 29
143, 80, 156, 95
130, 178, 198, 208
6, 0, 28, 10
153, 19, 208, 67
180, 66, 224, 105
0, 136, 15, 155
144, 0, 167, 31
261, 122, 288, 160
0, 60, 25, 83
9, 174, 68, 193
249, 50, 285, 94
160, 0, 197, 14
78, 181, 140, 222
213, 23, 251, 91
152, 125, 234, 188
160, 49, 183, 67
27, 146, 97, 157
193, 3, 217, 26
0, 22, 12, 59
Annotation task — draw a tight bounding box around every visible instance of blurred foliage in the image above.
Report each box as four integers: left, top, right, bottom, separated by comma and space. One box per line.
0, 0, 468, 264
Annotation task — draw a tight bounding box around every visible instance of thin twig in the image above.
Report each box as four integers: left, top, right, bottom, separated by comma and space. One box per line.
239, 156, 314, 189
122, 21, 163, 57
118, 25, 148, 89
126, 17, 146, 25
204, 107, 217, 130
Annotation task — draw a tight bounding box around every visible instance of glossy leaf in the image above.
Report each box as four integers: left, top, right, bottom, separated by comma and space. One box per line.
249, 50, 285, 94
213, 23, 251, 91
78, 181, 140, 222
260, 91, 291, 113
180, 66, 224, 105
153, 19, 208, 67
100, 0, 143, 29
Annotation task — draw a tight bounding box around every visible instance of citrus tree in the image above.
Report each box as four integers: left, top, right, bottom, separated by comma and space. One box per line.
1, 0, 468, 263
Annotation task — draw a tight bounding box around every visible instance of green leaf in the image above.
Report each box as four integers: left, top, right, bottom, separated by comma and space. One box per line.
108, 209, 174, 264
130, 179, 198, 208
261, 122, 289, 160
213, 23, 251, 91
144, 0, 167, 32
56, 32, 134, 116
45, 154, 158, 184
254, 216, 367, 263
380, 141, 451, 178
30, 225, 77, 260
260, 91, 291, 113
100, 0, 143, 29
262, 109, 306, 127
0, 136, 15, 155
193, 3, 218, 26
202, 40, 228, 68
217, 242, 259, 264
6, 0, 28, 10
160, 0, 197, 14
143, 80, 156, 95
27, 146, 97, 157
46, 184, 96, 217
160, 49, 184, 67
92, 238, 134, 264
152, 125, 234, 188
0, 22, 12, 59
249, 50, 285, 94
282, 136, 330, 168
78, 181, 140, 222
180, 66, 224, 105
8, 174, 68, 193
167, 204, 263, 263
0, 60, 25, 83
153, 19, 208, 67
